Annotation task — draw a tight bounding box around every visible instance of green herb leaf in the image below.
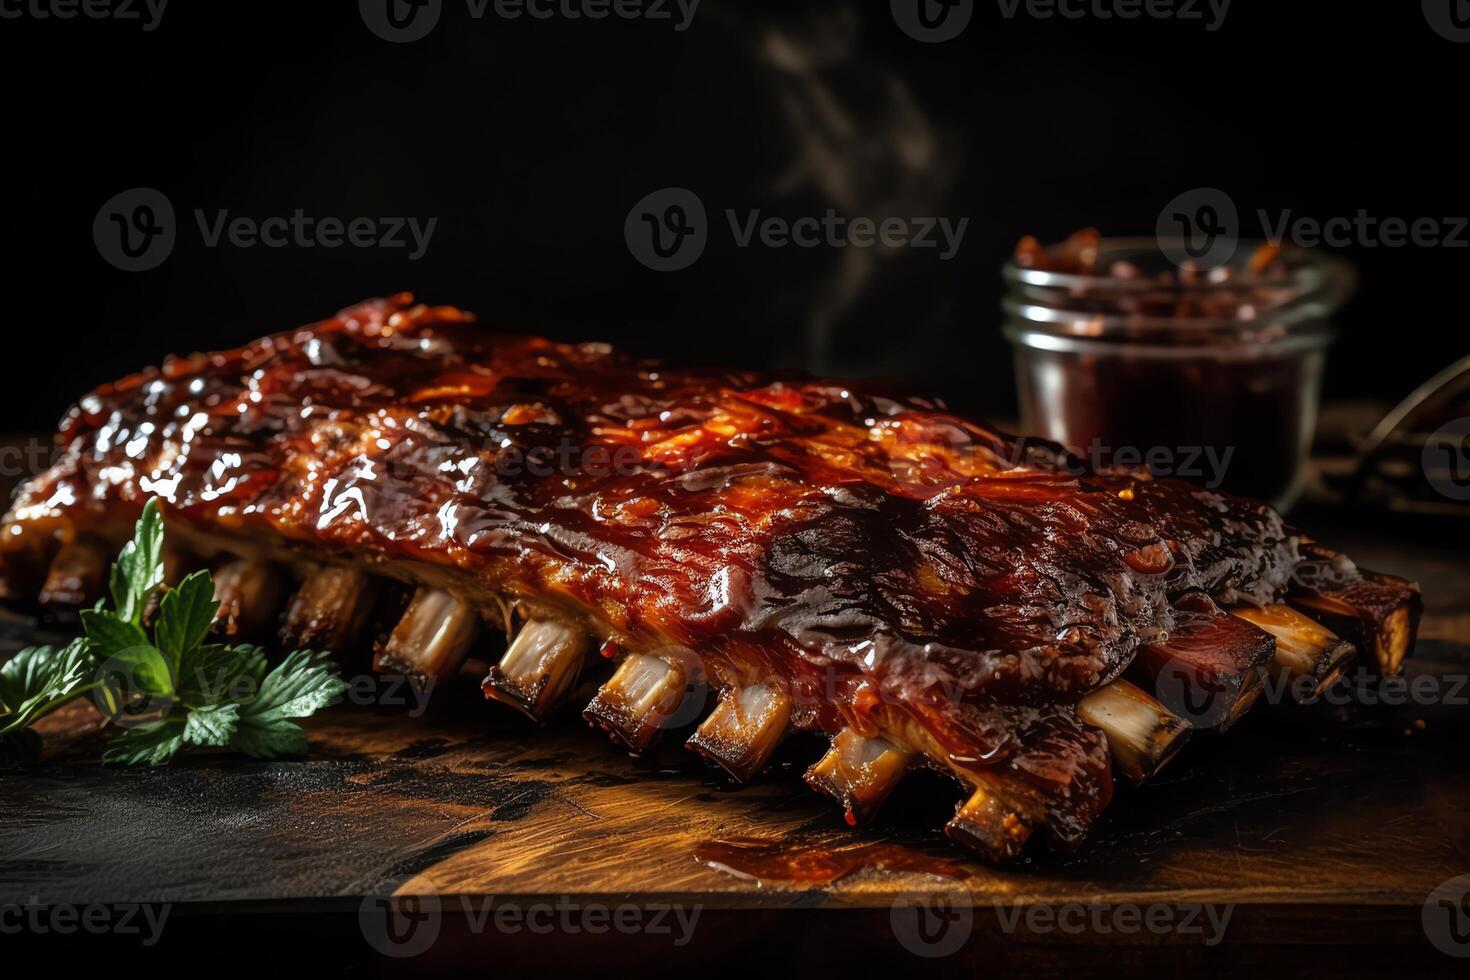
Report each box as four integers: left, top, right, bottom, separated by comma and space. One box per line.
229, 650, 347, 759
178, 643, 267, 707
182, 701, 240, 747
90, 640, 175, 703
80, 609, 149, 657
108, 499, 165, 626
101, 716, 187, 766
156, 570, 219, 664
7, 497, 348, 768
0, 640, 95, 734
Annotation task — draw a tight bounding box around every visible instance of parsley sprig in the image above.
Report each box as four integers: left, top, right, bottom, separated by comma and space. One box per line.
0, 499, 347, 765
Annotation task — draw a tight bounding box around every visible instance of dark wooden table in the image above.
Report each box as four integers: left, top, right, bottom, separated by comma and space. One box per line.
1, 457, 1467, 975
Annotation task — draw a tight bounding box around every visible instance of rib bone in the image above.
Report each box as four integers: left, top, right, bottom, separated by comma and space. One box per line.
1289, 546, 1421, 676
583, 651, 692, 750
210, 558, 288, 639
482, 618, 589, 720
376, 586, 480, 682
1231, 604, 1355, 701
945, 781, 1035, 863
1077, 680, 1190, 784
686, 682, 791, 782
804, 728, 913, 825
39, 535, 109, 607
1129, 595, 1275, 731
281, 564, 376, 652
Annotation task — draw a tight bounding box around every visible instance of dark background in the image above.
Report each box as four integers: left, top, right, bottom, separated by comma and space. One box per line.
1, 0, 1465, 431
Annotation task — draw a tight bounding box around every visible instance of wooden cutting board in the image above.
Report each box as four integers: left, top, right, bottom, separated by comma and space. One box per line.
1, 502, 1467, 974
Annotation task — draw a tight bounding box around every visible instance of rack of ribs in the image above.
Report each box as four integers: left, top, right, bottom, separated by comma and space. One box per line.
0, 294, 1422, 863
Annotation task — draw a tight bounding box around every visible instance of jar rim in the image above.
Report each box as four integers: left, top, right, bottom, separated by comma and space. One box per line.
1001, 322, 1335, 358
1001, 236, 1355, 337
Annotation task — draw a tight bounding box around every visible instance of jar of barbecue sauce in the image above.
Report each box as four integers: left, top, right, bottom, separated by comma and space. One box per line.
1001, 231, 1354, 509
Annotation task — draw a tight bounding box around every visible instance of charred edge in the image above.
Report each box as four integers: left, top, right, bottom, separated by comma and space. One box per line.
1076, 680, 1190, 784
583, 651, 692, 751
376, 586, 480, 683
804, 728, 913, 825
38, 534, 109, 608
686, 682, 792, 783
1128, 604, 1276, 731
483, 618, 590, 722
1288, 560, 1422, 677
210, 558, 288, 640
281, 564, 378, 653
944, 780, 1036, 864
1230, 604, 1356, 701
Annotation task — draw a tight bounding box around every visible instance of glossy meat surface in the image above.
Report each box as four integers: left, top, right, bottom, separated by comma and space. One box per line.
1, 295, 1313, 845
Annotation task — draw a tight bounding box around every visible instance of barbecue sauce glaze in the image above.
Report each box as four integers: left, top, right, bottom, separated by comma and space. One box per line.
2, 295, 1306, 847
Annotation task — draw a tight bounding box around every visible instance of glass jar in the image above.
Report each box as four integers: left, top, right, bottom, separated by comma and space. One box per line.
1002, 238, 1354, 509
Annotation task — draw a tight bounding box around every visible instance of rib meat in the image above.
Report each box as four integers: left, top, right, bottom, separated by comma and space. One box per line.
0, 295, 1422, 862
